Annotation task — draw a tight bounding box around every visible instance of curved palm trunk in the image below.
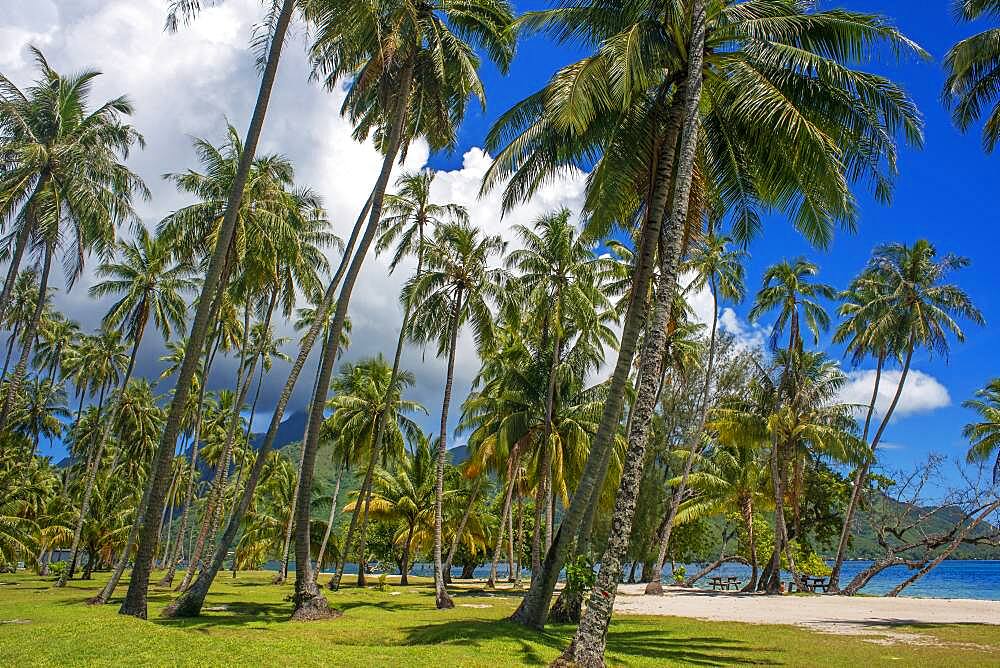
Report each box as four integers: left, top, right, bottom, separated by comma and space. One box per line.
487, 454, 518, 587
0, 242, 53, 432
0, 222, 34, 324
511, 82, 688, 631
313, 464, 345, 581
290, 59, 415, 621
59, 379, 109, 586
163, 239, 362, 616
557, 6, 706, 662
335, 213, 427, 590
91, 469, 157, 604
159, 384, 208, 588
444, 476, 483, 579
355, 475, 376, 587
530, 440, 551, 581
831, 344, 912, 592
646, 283, 719, 595
119, 0, 295, 620
399, 523, 416, 585
432, 292, 462, 609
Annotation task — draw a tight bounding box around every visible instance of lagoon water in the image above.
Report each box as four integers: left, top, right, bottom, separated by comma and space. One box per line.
280, 559, 1000, 600
669, 559, 1000, 600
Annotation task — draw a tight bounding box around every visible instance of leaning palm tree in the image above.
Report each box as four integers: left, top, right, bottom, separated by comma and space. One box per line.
271, 0, 514, 620
828, 240, 983, 589
89, 224, 195, 383
645, 232, 746, 594
33, 313, 80, 382
944, 0, 1000, 152
488, 0, 924, 634
405, 221, 507, 608
0, 48, 147, 433
327, 168, 468, 591
963, 379, 1000, 484
121, 0, 299, 619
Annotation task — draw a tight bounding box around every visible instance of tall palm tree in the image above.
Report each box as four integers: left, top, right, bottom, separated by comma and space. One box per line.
406, 221, 507, 608
646, 232, 746, 593
506, 208, 609, 570
828, 240, 983, 589
489, 0, 923, 633
963, 379, 1000, 484
0, 48, 147, 433
274, 0, 514, 619
1, 271, 39, 385
121, 0, 298, 619
328, 168, 468, 591
944, 0, 1000, 152
346, 434, 436, 585
89, 224, 195, 383
58, 327, 128, 585
749, 258, 836, 354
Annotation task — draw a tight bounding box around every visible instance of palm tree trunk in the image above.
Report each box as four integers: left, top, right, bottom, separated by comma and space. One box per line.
277, 422, 309, 584
647, 282, 719, 595
59, 379, 109, 586
740, 496, 759, 592
400, 524, 416, 586
831, 345, 910, 592
510, 82, 688, 630
290, 58, 415, 622
487, 455, 518, 587
0, 241, 53, 432
444, 476, 483, 579
91, 468, 156, 604
0, 214, 35, 323
356, 476, 375, 587
330, 445, 377, 590
559, 4, 706, 661
119, 0, 296, 620
160, 383, 207, 588
513, 493, 524, 585
337, 203, 428, 589
432, 293, 461, 609
1, 321, 21, 386
530, 440, 551, 581
313, 464, 345, 581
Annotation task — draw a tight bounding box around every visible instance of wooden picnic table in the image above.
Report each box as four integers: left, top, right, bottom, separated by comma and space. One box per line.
802, 576, 829, 593
709, 576, 742, 592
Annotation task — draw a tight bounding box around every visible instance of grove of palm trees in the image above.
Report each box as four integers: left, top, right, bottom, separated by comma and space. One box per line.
4, 1, 1000, 666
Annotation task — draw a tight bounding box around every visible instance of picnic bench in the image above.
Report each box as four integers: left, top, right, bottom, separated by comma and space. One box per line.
802, 576, 829, 593
709, 576, 742, 591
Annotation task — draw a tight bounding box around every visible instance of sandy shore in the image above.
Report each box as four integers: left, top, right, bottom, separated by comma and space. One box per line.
615, 584, 1000, 644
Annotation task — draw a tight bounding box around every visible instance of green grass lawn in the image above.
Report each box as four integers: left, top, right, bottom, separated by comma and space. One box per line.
2, 570, 999, 667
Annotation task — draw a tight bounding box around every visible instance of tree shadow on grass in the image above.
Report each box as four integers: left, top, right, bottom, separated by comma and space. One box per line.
402, 618, 780, 667
152, 601, 290, 631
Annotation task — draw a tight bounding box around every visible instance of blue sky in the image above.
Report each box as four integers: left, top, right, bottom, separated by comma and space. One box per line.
422, 0, 1000, 485
10, 1, 997, 491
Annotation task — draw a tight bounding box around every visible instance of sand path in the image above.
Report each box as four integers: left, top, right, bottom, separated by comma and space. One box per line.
614, 585, 1000, 645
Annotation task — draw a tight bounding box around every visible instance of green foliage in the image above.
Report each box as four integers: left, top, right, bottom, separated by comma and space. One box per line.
564, 554, 595, 595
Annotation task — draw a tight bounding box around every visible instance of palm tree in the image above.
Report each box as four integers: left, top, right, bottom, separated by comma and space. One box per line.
89, 224, 195, 383
121, 0, 298, 619
277, 0, 514, 619
1, 271, 39, 385
749, 259, 836, 355
33, 313, 80, 382
489, 0, 923, 633
328, 168, 467, 591
406, 221, 507, 608
670, 440, 771, 590
10, 377, 68, 460
347, 435, 436, 585
322, 356, 425, 587
506, 208, 609, 569
828, 240, 983, 589
58, 327, 128, 585
944, 0, 1000, 151
963, 379, 1000, 484
0, 48, 147, 433
646, 232, 746, 594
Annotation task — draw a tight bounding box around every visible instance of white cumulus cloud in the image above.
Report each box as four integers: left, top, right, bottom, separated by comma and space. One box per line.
838, 368, 951, 420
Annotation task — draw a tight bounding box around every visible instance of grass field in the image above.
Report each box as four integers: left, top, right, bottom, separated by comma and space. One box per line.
2, 570, 1000, 666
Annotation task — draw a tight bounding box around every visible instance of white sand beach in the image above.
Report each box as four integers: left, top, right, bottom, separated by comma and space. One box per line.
614, 584, 1000, 644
